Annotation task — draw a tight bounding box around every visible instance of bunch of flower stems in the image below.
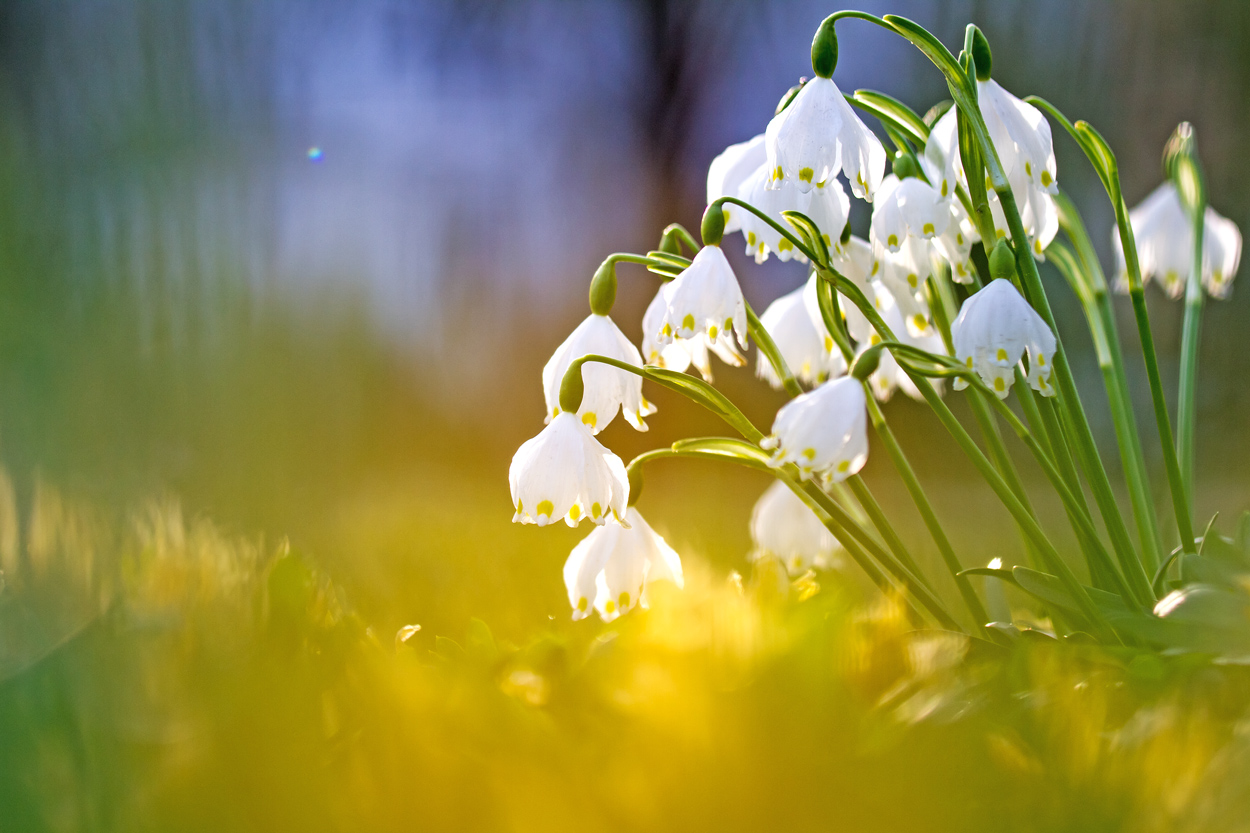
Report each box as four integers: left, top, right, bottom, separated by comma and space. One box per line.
508, 12, 1243, 643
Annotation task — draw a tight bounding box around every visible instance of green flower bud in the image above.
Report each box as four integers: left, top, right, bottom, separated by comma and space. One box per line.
970, 27, 992, 82
989, 238, 1016, 281
1164, 122, 1205, 214
840, 222, 852, 247
851, 347, 880, 381
588, 258, 617, 315
558, 359, 585, 415
627, 464, 644, 507
891, 152, 919, 180
810, 15, 839, 79
701, 201, 725, 247
776, 83, 803, 115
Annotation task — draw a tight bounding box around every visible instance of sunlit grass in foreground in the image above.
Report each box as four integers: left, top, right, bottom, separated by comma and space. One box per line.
3, 475, 1250, 832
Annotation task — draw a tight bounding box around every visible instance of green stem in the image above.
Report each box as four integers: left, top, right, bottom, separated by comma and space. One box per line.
1024, 96, 1195, 555
661, 223, 701, 254
1178, 209, 1205, 517
747, 301, 803, 397
847, 475, 928, 587
1049, 229, 1163, 573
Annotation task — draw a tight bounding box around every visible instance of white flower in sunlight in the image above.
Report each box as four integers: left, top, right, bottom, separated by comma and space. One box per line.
805, 177, 853, 252
750, 480, 843, 576
933, 200, 980, 284
761, 376, 868, 483
872, 235, 934, 335
764, 77, 887, 200
736, 163, 850, 264
977, 79, 1057, 195
756, 273, 842, 389
542, 314, 654, 433
1114, 182, 1243, 299
641, 282, 744, 381
870, 173, 950, 252
656, 245, 749, 350
922, 108, 963, 200
951, 278, 1056, 399
510, 412, 629, 527
563, 507, 684, 621
986, 163, 1059, 260
862, 285, 947, 403
707, 133, 766, 233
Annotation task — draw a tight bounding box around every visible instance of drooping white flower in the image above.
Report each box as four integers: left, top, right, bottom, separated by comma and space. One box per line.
756, 273, 841, 388
1113, 181, 1244, 299
830, 235, 880, 343
951, 278, 1056, 398
987, 162, 1059, 260
655, 245, 749, 350
922, 108, 963, 200
764, 77, 887, 200
707, 134, 766, 234
872, 234, 934, 334
641, 281, 745, 381
510, 412, 630, 527
750, 480, 843, 576
933, 200, 980, 284
977, 79, 1057, 195
861, 285, 947, 403
563, 507, 684, 621
761, 376, 868, 483
542, 314, 654, 433
870, 173, 950, 252
737, 163, 850, 264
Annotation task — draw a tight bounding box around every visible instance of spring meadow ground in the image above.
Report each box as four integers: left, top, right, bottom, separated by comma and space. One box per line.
4, 3, 1250, 832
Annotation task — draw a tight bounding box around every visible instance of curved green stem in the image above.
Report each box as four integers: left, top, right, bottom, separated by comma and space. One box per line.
1026, 96, 1195, 555
661, 223, 700, 255
746, 302, 803, 397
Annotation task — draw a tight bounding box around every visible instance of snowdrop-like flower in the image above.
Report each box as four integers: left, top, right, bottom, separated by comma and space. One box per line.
542, 314, 654, 433
922, 108, 962, 200
510, 412, 630, 527
707, 134, 766, 234
951, 278, 1056, 398
933, 200, 980, 284
764, 77, 887, 200
750, 480, 843, 576
977, 78, 1057, 196
641, 281, 744, 381
1114, 182, 1243, 299
756, 273, 842, 388
563, 507, 684, 621
656, 245, 749, 350
862, 286, 947, 403
737, 163, 851, 264
830, 235, 880, 343
873, 235, 934, 334
986, 163, 1059, 260
870, 174, 950, 251
761, 376, 868, 483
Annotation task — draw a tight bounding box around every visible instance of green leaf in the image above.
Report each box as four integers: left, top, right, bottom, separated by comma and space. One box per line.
1011, 566, 1131, 618
881, 16, 969, 98
956, 567, 1018, 583
848, 90, 929, 145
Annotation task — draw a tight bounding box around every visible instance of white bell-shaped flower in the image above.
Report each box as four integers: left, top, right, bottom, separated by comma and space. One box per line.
986, 162, 1059, 260
870, 174, 950, 252
542, 314, 654, 433
756, 273, 841, 388
750, 480, 843, 576
977, 78, 1057, 195
510, 412, 630, 527
764, 77, 886, 200
872, 234, 934, 334
933, 200, 980, 284
951, 278, 1056, 399
563, 507, 684, 621
641, 281, 745, 381
736, 163, 851, 264
805, 178, 853, 253
1114, 182, 1243, 299
861, 286, 947, 403
707, 133, 766, 234
656, 245, 749, 350
922, 108, 963, 200
761, 376, 868, 483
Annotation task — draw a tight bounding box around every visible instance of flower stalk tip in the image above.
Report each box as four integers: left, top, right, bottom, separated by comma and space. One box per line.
558, 358, 585, 415
810, 16, 839, 79
988, 238, 1016, 281
701, 201, 726, 247
588, 259, 617, 316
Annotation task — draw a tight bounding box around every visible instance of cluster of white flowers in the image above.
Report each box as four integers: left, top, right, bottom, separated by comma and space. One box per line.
510, 20, 1244, 622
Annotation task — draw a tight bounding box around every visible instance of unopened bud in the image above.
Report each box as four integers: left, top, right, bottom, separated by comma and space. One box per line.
989, 238, 1016, 281
558, 360, 585, 415
851, 347, 880, 381
810, 15, 839, 79
701, 201, 725, 247
892, 152, 919, 180
627, 464, 644, 507
588, 259, 617, 315
970, 27, 992, 81
1164, 122, 1204, 214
